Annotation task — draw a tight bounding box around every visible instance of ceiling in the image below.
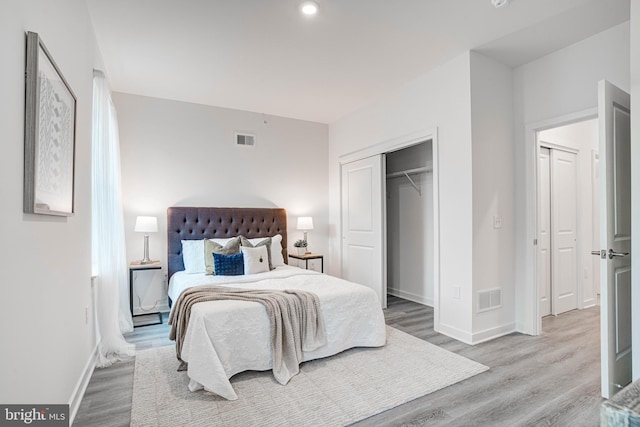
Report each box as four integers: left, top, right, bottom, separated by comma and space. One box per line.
86, 0, 629, 124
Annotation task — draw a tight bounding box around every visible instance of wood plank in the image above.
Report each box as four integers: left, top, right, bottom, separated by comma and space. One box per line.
73, 296, 602, 426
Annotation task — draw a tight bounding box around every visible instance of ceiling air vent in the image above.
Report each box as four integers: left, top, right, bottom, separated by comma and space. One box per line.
235, 132, 256, 147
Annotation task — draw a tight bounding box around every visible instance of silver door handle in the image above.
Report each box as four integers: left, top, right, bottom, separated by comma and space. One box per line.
592, 250, 605, 259
608, 249, 629, 259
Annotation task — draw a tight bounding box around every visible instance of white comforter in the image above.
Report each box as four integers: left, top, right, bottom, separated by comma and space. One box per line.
168, 266, 387, 400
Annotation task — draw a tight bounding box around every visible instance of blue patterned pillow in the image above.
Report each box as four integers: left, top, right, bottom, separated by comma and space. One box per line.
212, 252, 244, 276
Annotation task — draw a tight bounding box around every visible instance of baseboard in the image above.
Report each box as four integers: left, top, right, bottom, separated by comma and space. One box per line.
387, 288, 433, 307
437, 322, 516, 345
437, 322, 474, 345
68, 341, 99, 426
470, 322, 516, 345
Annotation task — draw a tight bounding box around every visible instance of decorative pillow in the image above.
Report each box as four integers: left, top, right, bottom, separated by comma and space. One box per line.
181, 240, 205, 274
248, 234, 285, 266
249, 234, 285, 268
241, 246, 270, 275
204, 237, 241, 275
240, 236, 273, 270
212, 252, 244, 276
209, 238, 234, 246
272, 234, 285, 266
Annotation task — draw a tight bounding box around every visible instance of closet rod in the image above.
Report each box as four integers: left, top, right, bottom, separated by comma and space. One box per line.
385, 166, 431, 178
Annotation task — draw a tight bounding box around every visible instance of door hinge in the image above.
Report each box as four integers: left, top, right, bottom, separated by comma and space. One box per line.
533, 239, 538, 246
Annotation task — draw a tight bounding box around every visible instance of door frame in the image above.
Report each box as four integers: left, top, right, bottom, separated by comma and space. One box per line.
523, 108, 597, 335
338, 127, 441, 329
538, 146, 552, 317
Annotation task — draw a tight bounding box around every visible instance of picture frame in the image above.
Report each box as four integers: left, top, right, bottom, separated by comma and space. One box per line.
24, 31, 77, 216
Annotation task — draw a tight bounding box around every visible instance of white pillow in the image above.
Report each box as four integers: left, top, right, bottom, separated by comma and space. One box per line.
182, 238, 235, 274
248, 234, 285, 266
241, 246, 269, 275
181, 240, 205, 274
270, 234, 285, 266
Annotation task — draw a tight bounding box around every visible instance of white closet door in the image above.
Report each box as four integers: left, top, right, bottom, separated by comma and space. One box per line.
341, 155, 386, 307
551, 149, 578, 315
538, 147, 552, 317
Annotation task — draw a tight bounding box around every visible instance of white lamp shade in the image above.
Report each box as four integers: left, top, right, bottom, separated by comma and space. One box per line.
134, 216, 158, 233
297, 216, 314, 231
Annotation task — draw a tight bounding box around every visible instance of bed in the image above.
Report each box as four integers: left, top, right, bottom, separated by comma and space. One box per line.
167, 207, 387, 400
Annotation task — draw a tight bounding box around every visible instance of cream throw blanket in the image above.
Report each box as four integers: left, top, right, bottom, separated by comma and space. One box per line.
168, 285, 327, 385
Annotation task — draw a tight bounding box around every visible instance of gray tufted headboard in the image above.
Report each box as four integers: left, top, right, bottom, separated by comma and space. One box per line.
167, 207, 288, 279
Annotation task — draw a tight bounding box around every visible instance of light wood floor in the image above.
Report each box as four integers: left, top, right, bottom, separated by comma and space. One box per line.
73, 296, 602, 426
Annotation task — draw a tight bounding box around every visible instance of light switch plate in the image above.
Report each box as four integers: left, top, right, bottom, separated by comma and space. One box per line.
493, 215, 503, 229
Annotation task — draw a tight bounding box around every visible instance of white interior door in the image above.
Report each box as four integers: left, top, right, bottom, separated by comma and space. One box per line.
550, 149, 578, 315
341, 155, 386, 307
598, 80, 632, 398
538, 147, 552, 317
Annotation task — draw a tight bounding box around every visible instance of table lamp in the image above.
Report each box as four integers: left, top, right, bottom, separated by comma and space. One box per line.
135, 216, 158, 264
296, 216, 314, 254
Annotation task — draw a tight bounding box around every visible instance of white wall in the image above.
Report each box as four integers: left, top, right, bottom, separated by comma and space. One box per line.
630, 3, 640, 380
0, 0, 100, 417
329, 52, 475, 341
538, 119, 599, 308
512, 22, 630, 333
113, 93, 329, 273
469, 52, 515, 340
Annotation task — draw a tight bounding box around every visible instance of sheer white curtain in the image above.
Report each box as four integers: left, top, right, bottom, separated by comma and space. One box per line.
92, 70, 135, 367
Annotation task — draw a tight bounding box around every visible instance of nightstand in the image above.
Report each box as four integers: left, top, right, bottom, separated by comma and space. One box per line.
288, 253, 323, 273
129, 261, 165, 326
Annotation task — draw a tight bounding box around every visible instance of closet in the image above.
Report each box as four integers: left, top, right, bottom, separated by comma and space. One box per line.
385, 141, 434, 306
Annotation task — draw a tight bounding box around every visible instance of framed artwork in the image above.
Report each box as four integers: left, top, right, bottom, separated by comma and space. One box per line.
24, 31, 77, 216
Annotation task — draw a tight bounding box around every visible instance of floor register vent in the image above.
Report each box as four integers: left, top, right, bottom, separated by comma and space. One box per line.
478, 288, 502, 313
235, 132, 256, 147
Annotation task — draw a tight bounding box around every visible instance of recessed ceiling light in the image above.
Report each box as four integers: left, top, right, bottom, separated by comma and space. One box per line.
492, 0, 510, 8
300, 1, 319, 16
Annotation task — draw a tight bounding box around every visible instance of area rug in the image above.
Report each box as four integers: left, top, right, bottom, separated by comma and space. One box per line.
131, 327, 488, 426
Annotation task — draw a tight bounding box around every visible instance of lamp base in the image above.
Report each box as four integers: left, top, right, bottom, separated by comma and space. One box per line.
140, 235, 154, 265
303, 231, 311, 255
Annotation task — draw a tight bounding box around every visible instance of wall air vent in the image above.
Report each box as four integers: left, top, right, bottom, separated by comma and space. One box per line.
478, 288, 502, 313
235, 132, 256, 147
